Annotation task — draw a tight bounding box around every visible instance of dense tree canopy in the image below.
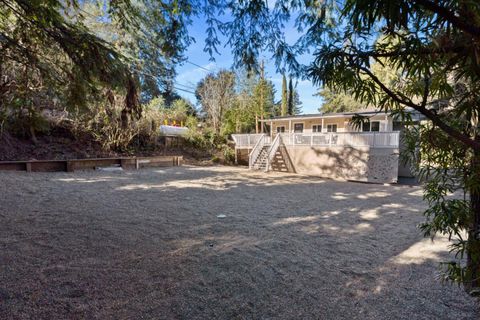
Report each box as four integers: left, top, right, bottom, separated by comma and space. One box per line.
0, 0, 193, 134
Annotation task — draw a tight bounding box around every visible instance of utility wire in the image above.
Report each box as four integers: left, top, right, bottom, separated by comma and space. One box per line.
131, 67, 196, 94
185, 60, 213, 72
173, 86, 196, 95
173, 82, 196, 90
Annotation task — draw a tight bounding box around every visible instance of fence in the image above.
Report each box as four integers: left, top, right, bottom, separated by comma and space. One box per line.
233, 132, 399, 148
232, 134, 271, 148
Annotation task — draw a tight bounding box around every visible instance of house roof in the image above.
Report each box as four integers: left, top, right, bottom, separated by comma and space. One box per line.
260, 110, 389, 122
260, 108, 424, 122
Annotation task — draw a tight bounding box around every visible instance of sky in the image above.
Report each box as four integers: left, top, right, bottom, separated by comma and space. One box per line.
174, 16, 323, 114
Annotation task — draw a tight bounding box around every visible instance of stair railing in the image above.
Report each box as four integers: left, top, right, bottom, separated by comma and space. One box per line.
265, 134, 282, 172
249, 134, 266, 169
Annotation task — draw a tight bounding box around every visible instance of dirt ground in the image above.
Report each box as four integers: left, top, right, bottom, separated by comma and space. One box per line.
0, 166, 478, 319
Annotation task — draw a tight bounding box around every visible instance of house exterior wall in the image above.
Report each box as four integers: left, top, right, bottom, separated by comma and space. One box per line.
269, 115, 393, 135
285, 145, 399, 183
236, 113, 400, 183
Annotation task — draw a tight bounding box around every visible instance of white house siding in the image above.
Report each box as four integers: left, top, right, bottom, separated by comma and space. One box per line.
269, 115, 393, 135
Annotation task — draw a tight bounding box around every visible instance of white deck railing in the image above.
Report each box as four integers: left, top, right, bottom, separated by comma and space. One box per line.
234, 132, 399, 148
248, 135, 266, 169
265, 134, 282, 172
232, 134, 265, 148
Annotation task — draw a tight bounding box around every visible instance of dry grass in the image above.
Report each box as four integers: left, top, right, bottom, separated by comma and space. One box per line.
0, 166, 478, 319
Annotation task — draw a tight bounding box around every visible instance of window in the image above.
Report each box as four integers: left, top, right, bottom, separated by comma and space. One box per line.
294, 123, 304, 133
327, 124, 337, 132
276, 126, 286, 133
362, 121, 380, 132
312, 125, 322, 133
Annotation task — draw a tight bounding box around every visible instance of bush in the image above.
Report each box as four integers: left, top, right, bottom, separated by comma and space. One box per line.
221, 144, 235, 164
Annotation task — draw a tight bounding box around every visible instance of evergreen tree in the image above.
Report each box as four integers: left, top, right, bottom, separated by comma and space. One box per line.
281, 75, 288, 116
287, 77, 294, 115
292, 90, 303, 115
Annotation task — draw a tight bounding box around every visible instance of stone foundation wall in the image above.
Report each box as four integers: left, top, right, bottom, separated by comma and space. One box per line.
285, 146, 399, 183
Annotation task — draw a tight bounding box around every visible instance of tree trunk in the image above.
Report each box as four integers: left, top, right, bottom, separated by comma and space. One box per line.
467, 144, 480, 294
29, 125, 38, 145
255, 113, 259, 133
121, 109, 129, 129
260, 114, 264, 133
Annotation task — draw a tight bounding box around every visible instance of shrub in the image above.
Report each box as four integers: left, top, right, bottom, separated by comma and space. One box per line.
221, 144, 235, 164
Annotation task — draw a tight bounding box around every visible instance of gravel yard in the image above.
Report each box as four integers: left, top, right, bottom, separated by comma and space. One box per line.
0, 166, 478, 319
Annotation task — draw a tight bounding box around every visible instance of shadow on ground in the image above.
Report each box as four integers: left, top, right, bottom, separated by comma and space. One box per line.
0, 166, 477, 319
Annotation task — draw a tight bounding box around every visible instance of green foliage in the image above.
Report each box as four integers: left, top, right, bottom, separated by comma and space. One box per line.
0, 0, 193, 146
196, 70, 236, 134
318, 88, 365, 114
221, 144, 235, 164
402, 117, 476, 290
194, 0, 480, 294
287, 77, 294, 115
281, 75, 288, 116
87, 103, 138, 152
252, 78, 275, 117
185, 127, 221, 152
196, 68, 276, 137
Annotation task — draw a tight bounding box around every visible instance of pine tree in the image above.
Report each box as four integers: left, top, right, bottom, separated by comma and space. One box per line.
281, 74, 288, 116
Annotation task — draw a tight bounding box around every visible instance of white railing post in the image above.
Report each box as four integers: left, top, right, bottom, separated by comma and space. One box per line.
265, 134, 281, 172
249, 134, 265, 169
234, 131, 399, 151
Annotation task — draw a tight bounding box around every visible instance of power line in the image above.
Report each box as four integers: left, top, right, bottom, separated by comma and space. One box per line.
173, 82, 196, 90
131, 67, 196, 94
185, 60, 213, 72
173, 86, 196, 95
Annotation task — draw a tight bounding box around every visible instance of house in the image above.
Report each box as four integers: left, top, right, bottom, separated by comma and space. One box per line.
232, 110, 422, 183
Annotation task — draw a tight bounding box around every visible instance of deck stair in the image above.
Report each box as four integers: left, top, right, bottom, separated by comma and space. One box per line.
251, 145, 270, 170
270, 146, 295, 172
249, 134, 295, 172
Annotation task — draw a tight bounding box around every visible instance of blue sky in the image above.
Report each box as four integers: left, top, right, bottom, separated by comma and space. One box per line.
175, 16, 323, 114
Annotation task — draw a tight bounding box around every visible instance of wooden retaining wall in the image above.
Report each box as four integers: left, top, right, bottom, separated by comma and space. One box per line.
0, 156, 183, 172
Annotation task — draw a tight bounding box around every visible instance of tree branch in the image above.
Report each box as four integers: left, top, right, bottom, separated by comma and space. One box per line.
358, 66, 480, 150
338, 45, 465, 59
415, 0, 480, 40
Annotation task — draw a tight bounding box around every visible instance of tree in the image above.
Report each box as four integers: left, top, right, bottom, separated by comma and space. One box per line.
0, 0, 192, 134
304, 4, 480, 294
195, 70, 236, 134
197, 0, 480, 295
281, 74, 288, 116
253, 78, 275, 131
287, 77, 294, 115
317, 49, 403, 114
317, 88, 365, 114
286, 77, 302, 115
292, 90, 303, 115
